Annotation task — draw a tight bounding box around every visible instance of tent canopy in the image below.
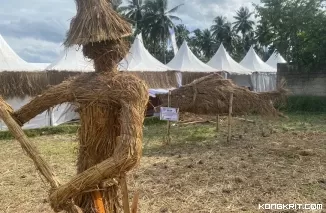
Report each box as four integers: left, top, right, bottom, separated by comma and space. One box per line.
30, 63, 51, 71
0, 35, 37, 71
266, 51, 287, 69
167, 41, 218, 72
118, 34, 171, 72
240, 46, 276, 73
207, 44, 252, 75
46, 45, 94, 72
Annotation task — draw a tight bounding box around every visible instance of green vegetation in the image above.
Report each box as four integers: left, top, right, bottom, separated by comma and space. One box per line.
281, 96, 326, 112
0, 124, 79, 140
115, 0, 326, 69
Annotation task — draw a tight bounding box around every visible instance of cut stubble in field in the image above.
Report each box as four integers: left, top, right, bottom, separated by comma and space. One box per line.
0, 114, 326, 213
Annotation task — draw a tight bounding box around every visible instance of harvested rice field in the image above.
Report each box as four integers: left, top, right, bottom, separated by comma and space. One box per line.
1, 113, 326, 213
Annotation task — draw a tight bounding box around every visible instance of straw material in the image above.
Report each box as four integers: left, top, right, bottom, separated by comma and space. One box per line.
13, 72, 148, 212
0, 71, 48, 99
127, 71, 179, 89
64, 0, 132, 47
181, 72, 215, 85
47, 71, 81, 86
158, 73, 278, 116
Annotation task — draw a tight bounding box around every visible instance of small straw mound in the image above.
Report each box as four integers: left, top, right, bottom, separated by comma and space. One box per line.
64, 0, 132, 47
158, 73, 278, 116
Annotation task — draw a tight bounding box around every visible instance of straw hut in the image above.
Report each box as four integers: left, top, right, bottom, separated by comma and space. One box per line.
240, 46, 277, 92
207, 44, 253, 89
0, 34, 50, 130
167, 41, 222, 85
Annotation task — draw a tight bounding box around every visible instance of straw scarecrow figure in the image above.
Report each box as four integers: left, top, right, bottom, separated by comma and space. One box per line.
3, 0, 148, 212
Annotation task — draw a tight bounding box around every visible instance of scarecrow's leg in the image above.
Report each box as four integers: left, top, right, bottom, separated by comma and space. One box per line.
13, 81, 73, 125
49, 104, 144, 212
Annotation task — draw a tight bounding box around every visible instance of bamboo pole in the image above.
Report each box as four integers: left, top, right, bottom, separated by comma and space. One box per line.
216, 101, 219, 132
120, 174, 131, 213
227, 93, 234, 142
166, 90, 171, 145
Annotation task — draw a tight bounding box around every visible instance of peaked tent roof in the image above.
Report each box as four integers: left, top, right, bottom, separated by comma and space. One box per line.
266, 51, 287, 69
118, 34, 171, 72
167, 41, 218, 72
207, 44, 252, 75
46, 45, 94, 72
0, 35, 37, 71
240, 46, 276, 73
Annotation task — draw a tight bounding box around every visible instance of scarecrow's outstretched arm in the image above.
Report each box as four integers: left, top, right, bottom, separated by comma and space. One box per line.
49, 103, 144, 211
13, 81, 74, 126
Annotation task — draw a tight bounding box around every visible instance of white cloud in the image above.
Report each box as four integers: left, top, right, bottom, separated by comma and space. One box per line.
0, 0, 260, 62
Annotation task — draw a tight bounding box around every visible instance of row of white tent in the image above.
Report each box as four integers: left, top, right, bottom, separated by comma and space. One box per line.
0, 34, 286, 130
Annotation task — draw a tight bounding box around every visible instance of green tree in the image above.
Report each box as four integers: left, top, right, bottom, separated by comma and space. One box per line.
233, 6, 255, 38
210, 16, 236, 54
175, 24, 190, 47
140, 0, 183, 63
255, 0, 326, 68
120, 0, 144, 31
189, 29, 215, 62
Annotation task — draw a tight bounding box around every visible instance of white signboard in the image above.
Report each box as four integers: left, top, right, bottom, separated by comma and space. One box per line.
160, 107, 179, 121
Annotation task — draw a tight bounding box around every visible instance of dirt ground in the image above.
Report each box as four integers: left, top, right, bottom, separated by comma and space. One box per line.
0, 113, 326, 213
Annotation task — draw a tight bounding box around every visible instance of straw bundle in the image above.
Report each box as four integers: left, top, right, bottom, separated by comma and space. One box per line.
181, 72, 215, 85
0, 71, 48, 98
158, 73, 278, 116
64, 0, 132, 47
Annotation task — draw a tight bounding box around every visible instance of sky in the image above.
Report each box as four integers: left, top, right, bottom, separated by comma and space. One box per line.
0, 0, 259, 63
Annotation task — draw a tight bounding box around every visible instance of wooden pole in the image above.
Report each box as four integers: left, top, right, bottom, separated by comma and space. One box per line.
216, 114, 220, 132
216, 101, 219, 132
120, 174, 131, 213
92, 191, 105, 213
166, 90, 171, 145
227, 93, 234, 142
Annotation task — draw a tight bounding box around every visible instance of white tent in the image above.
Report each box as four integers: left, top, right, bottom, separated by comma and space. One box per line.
46, 45, 94, 72
30, 63, 51, 71
118, 34, 171, 72
167, 41, 217, 72
240, 46, 277, 92
0, 34, 37, 71
208, 44, 253, 88
0, 35, 50, 130
266, 51, 287, 69
46, 45, 95, 127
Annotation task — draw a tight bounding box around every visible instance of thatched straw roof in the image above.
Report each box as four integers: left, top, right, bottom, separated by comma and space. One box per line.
158, 74, 278, 116
64, 0, 132, 47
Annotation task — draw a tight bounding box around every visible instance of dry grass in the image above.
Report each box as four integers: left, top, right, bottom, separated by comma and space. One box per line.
1, 114, 326, 213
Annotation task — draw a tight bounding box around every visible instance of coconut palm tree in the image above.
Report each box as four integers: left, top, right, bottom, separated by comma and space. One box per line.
210, 16, 235, 53
233, 6, 255, 38
175, 24, 190, 47
120, 0, 144, 30
141, 0, 183, 63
